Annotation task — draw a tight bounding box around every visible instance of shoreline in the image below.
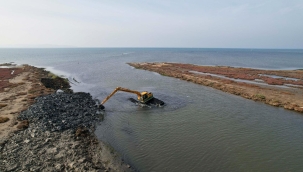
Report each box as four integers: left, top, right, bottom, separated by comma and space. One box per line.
128, 62, 303, 113
0, 64, 132, 171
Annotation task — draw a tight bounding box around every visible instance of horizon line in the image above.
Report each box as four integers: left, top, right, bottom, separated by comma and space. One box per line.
0, 47, 302, 50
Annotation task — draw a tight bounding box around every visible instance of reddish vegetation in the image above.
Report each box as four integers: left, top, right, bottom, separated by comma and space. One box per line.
128, 62, 303, 113
170, 63, 303, 86
0, 68, 24, 91
0, 68, 23, 80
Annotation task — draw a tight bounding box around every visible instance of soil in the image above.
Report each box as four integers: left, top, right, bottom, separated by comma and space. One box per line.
0, 65, 53, 140
128, 62, 303, 113
0, 64, 132, 172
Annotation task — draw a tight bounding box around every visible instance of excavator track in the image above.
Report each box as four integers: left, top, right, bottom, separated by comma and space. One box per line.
129, 97, 165, 107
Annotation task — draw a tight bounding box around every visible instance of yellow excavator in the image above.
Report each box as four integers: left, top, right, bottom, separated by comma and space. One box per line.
99, 87, 164, 109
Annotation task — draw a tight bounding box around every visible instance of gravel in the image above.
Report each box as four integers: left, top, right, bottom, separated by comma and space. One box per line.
1, 128, 105, 171
1, 91, 132, 172
18, 92, 103, 132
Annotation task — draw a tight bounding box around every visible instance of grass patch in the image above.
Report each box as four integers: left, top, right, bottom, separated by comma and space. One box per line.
208, 82, 214, 86
16, 92, 27, 96
0, 117, 9, 123
0, 103, 8, 109
47, 72, 58, 79
273, 99, 281, 103
16, 120, 29, 129
255, 94, 266, 100
160, 72, 168, 76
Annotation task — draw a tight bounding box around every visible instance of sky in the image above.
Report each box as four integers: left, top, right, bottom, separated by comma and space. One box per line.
0, 0, 302, 48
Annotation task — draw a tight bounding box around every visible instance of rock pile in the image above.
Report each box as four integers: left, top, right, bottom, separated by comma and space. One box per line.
0, 91, 134, 172
1, 129, 100, 171
0, 127, 132, 172
0, 65, 132, 171
18, 92, 102, 132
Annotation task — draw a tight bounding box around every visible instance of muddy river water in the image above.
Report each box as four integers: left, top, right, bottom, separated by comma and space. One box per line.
92, 62, 303, 172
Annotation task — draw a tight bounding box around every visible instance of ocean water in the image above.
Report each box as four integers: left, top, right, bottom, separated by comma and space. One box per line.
1, 48, 303, 171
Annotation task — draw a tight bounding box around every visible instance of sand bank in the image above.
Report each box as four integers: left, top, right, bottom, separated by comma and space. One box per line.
128, 62, 303, 113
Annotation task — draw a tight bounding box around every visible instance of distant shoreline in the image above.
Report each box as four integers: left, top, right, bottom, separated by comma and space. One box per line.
128, 62, 303, 113
1, 47, 303, 50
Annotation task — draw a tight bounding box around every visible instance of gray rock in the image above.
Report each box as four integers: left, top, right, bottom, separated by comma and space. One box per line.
18, 92, 103, 132
0, 92, 132, 172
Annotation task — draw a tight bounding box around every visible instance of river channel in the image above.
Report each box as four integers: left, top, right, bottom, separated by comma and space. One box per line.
1, 48, 303, 171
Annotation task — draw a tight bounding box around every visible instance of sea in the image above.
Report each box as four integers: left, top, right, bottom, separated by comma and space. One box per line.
1, 48, 303, 172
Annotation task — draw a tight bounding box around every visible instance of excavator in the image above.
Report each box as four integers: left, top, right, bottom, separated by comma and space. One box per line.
99, 87, 164, 109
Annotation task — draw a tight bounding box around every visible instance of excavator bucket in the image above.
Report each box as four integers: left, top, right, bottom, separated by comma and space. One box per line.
99, 104, 105, 110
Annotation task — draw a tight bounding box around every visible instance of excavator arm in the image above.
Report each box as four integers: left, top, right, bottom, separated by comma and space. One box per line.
99, 86, 164, 109
101, 87, 142, 105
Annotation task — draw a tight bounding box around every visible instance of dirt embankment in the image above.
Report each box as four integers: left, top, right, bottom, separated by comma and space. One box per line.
0, 64, 132, 172
128, 62, 303, 113
0, 65, 56, 139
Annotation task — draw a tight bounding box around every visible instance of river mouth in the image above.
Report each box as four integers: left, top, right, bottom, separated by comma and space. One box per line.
2, 48, 303, 172
90, 61, 303, 171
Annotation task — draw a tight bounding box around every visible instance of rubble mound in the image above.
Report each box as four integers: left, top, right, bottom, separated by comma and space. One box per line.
18, 92, 103, 132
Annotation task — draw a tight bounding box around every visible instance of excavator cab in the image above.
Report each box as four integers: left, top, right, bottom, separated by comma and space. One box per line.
139, 92, 154, 103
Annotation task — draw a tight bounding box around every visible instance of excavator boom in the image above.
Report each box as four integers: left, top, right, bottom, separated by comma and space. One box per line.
101, 87, 147, 105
